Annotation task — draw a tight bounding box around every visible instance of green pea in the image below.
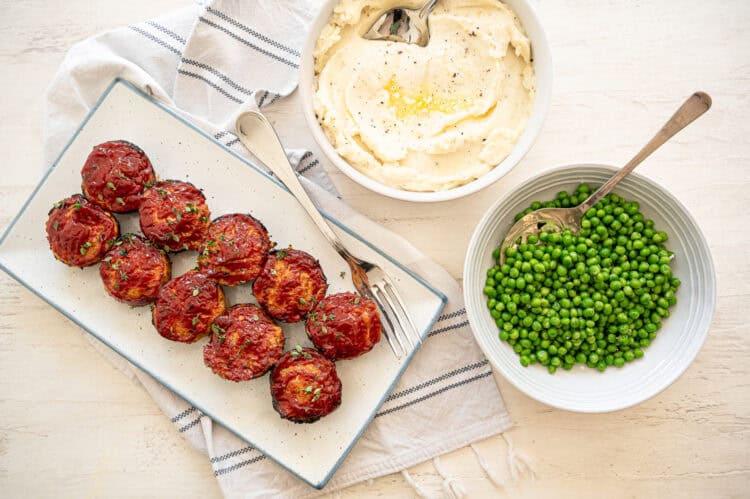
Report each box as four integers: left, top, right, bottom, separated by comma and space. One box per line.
491, 186, 676, 375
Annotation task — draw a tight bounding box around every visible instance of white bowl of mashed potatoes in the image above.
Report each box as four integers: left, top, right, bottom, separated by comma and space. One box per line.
300, 0, 551, 202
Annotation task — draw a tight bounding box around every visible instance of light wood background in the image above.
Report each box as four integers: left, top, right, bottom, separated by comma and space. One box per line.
1, 0, 748, 497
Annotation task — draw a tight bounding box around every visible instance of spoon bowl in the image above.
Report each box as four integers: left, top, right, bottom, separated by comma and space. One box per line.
362, 0, 438, 46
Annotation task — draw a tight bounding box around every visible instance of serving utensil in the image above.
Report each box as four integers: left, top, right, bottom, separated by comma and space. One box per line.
362, 0, 438, 46
499, 91, 712, 264
235, 111, 420, 358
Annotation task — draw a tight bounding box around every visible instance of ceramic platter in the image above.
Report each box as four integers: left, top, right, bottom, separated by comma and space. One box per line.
0, 79, 446, 489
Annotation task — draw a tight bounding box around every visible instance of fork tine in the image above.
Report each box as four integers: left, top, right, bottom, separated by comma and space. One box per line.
380, 275, 420, 349
380, 317, 404, 359
373, 283, 410, 352
365, 285, 403, 358
372, 283, 408, 357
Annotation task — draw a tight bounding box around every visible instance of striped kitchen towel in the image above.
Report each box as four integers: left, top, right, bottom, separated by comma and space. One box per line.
43, 1, 522, 496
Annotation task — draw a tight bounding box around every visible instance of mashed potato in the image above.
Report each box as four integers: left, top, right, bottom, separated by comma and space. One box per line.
313, 0, 536, 192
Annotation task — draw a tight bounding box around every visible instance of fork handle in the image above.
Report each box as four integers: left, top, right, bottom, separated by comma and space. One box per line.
235, 111, 347, 253
578, 91, 712, 213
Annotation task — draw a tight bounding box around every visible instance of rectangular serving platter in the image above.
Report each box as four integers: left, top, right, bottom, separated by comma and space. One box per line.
0, 79, 446, 489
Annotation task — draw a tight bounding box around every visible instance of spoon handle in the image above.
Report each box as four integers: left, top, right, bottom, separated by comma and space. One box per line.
578, 91, 712, 213
419, 0, 439, 18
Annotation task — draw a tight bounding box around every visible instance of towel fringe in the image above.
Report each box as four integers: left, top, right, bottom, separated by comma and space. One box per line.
401, 469, 430, 498
502, 433, 537, 481
470, 443, 505, 489
433, 456, 466, 499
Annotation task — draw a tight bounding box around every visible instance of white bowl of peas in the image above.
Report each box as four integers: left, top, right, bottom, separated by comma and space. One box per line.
464, 164, 716, 412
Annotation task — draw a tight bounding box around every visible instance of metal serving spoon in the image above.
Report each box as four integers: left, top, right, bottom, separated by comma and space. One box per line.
499, 91, 712, 264
362, 0, 439, 47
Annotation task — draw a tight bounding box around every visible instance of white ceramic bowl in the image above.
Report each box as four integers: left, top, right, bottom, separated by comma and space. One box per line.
463, 165, 716, 412
299, 0, 552, 202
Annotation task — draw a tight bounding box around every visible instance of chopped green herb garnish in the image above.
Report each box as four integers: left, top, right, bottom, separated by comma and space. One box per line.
118, 171, 128, 179
242, 338, 254, 351
340, 271, 346, 279
192, 287, 200, 296
354, 297, 360, 304
321, 326, 327, 333
276, 250, 287, 260
199, 216, 208, 223
119, 249, 127, 256
312, 388, 322, 402
192, 316, 200, 326
214, 324, 226, 343
218, 234, 225, 241
250, 314, 259, 321
304, 385, 313, 393
97, 194, 104, 201
144, 180, 154, 188
53, 221, 59, 231
115, 197, 125, 205
296, 345, 303, 352
299, 297, 307, 305
80, 241, 92, 255
269, 268, 277, 276
106, 181, 116, 190
72, 202, 82, 210
170, 233, 180, 242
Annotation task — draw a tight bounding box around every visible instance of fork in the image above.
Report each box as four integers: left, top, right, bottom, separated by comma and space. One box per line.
235, 111, 420, 358
499, 91, 712, 264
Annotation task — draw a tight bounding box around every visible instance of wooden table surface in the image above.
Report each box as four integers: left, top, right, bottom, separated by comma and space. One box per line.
1, 0, 748, 497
